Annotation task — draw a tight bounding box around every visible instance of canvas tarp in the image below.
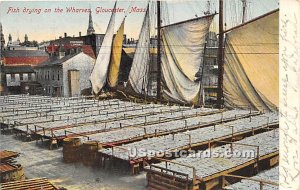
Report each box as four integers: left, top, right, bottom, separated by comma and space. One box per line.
161, 15, 214, 105
127, 7, 150, 95
223, 10, 279, 111
90, 3, 116, 94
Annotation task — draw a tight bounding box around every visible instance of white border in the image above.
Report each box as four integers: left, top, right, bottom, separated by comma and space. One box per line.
1, 0, 300, 189
279, 0, 300, 189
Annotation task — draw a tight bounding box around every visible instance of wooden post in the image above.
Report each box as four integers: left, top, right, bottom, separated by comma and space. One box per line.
189, 134, 192, 148
260, 181, 264, 190
156, 0, 161, 100
231, 126, 234, 142
221, 176, 226, 189
199, 39, 208, 106
257, 146, 260, 172
217, 0, 224, 108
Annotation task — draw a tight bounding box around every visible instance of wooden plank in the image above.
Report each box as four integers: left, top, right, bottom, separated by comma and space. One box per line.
148, 173, 188, 188
1, 178, 57, 190
203, 151, 279, 182
148, 180, 185, 190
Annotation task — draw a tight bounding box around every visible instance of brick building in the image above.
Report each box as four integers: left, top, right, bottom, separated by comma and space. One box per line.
2, 50, 49, 66
47, 11, 103, 58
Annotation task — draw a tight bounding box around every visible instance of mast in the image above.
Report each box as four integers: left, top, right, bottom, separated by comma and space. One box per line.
199, 38, 208, 106
241, 0, 247, 23
217, 0, 224, 108
156, 0, 162, 100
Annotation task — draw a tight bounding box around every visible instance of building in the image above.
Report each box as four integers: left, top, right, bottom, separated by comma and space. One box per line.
203, 31, 219, 104
2, 65, 37, 94
47, 32, 103, 59
38, 41, 50, 51
6, 34, 39, 51
0, 23, 5, 55
48, 13, 131, 59
0, 65, 6, 94
47, 12, 104, 57
34, 49, 95, 97
2, 50, 49, 66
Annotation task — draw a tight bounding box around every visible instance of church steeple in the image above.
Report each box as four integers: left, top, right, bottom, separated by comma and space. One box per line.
0, 23, 5, 51
87, 11, 95, 35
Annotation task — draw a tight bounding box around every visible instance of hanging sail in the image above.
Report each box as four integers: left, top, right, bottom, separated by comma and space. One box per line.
108, 20, 125, 88
127, 7, 150, 95
223, 10, 279, 111
90, 2, 116, 94
161, 15, 214, 105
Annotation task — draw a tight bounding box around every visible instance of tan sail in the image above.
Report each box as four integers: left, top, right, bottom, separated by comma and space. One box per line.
108, 20, 125, 88
224, 10, 279, 111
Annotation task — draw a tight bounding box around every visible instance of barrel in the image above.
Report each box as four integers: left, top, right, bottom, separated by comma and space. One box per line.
63, 138, 81, 163
81, 141, 99, 166
0, 164, 25, 183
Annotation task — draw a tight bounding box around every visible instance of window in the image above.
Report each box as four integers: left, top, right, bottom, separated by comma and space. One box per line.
20, 74, 23, 81
57, 71, 60, 81
36, 72, 39, 80
28, 73, 32, 81
52, 71, 55, 80
47, 71, 50, 80
11, 74, 16, 82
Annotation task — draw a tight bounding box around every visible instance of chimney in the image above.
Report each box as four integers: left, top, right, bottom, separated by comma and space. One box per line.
59, 44, 65, 59
79, 32, 81, 37
64, 33, 67, 38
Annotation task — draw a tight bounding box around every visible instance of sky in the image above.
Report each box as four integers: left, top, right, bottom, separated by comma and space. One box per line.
0, 0, 279, 43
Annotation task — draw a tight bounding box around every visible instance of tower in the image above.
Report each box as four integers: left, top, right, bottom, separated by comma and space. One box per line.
87, 11, 95, 35
0, 23, 5, 51
8, 34, 12, 42
24, 34, 28, 42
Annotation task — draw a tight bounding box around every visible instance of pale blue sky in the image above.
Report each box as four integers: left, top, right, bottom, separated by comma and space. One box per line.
0, 0, 279, 43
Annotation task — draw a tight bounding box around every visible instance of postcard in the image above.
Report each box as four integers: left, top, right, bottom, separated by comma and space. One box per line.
0, 0, 299, 190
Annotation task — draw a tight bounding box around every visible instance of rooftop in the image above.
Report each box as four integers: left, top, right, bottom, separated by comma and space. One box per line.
3, 65, 35, 73
3, 50, 49, 58
35, 52, 81, 67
